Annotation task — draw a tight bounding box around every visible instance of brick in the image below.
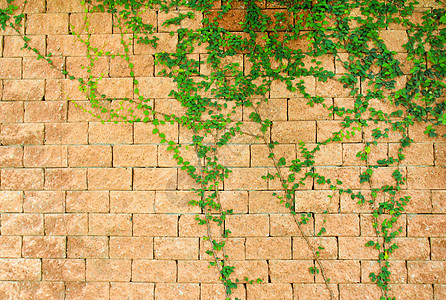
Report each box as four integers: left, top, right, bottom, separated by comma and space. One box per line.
342, 143, 387, 166
228, 260, 268, 283
47, 0, 84, 12
155, 191, 200, 214
339, 284, 382, 299
293, 237, 338, 260
206, 9, 246, 31
200, 237, 246, 260
113, 145, 157, 167
225, 214, 269, 237
154, 237, 199, 260
289, 98, 332, 120
364, 121, 406, 143
89, 214, 132, 236
23, 191, 64, 213
0, 102, 23, 123
66, 191, 109, 214
407, 167, 446, 189
133, 168, 178, 190
24, 101, 67, 123
338, 237, 379, 260
295, 190, 340, 213
67, 236, 108, 258
294, 284, 339, 300
68, 145, 112, 167
269, 261, 315, 283
110, 237, 153, 259
433, 191, 446, 213
361, 260, 407, 283
66, 56, 109, 78
110, 191, 154, 213
23, 57, 64, 79
432, 238, 446, 260
96, 78, 134, 99
133, 214, 178, 237
177, 260, 220, 283
201, 283, 246, 300
317, 76, 354, 98
200, 53, 243, 76
270, 77, 316, 98
313, 167, 361, 190
0, 191, 22, 212
311, 143, 343, 166
45, 214, 88, 235
22, 236, 66, 258
134, 122, 179, 143
389, 143, 434, 166
317, 120, 362, 143
361, 214, 407, 237
0, 146, 22, 167
248, 191, 289, 213
244, 98, 287, 121
0, 282, 19, 299
88, 168, 132, 190
3, 80, 44, 101
45, 123, 88, 144
42, 259, 85, 281
134, 32, 177, 55
315, 214, 360, 236
388, 284, 434, 299
361, 166, 407, 189
66, 282, 109, 300
88, 122, 133, 144
3, 35, 45, 57
178, 214, 221, 238
246, 237, 291, 259
45, 168, 87, 190
408, 261, 446, 283
408, 214, 446, 237
89, 34, 133, 55
27, 13, 68, 34
218, 191, 248, 213
435, 143, 446, 166
398, 190, 432, 213
132, 260, 177, 282
158, 144, 202, 168
159, 10, 202, 32
46, 79, 87, 101
1, 123, 44, 145
247, 283, 293, 300
316, 260, 360, 283
19, 282, 65, 299
272, 121, 316, 143
0, 58, 21, 79
110, 283, 154, 300
155, 283, 200, 300
46, 34, 87, 56
0, 236, 21, 257
251, 144, 296, 167
0, 0, 45, 13
225, 168, 268, 190
0, 259, 41, 280
86, 259, 131, 281
1, 168, 43, 190
136, 76, 178, 98
110, 55, 154, 77
70, 12, 113, 34
24, 145, 67, 167
270, 213, 314, 237
379, 30, 408, 52
436, 285, 446, 299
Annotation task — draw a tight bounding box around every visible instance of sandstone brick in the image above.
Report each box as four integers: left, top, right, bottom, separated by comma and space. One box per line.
68, 145, 112, 167
342, 143, 387, 166
45, 168, 87, 190
0, 146, 22, 167
361, 166, 407, 189
360, 214, 407, 237
3, 35, 45, 57
132, 260, 177, 282
45, 214, 88, 235
155, 191, 201, 214
250, 144, 296, 167
225, 214, 269, 237
247, 283, 293, 300
155, 283, 200, 300
177, 260, 220, 283
110, 237, 153, 259
433, 191, 446, 213
113, 145, 157, 167
45, 123, 88, 144
432, 238, 446, 260
0, 282, 19, 299
316, 260, 360, 283
134, 32, 178, 55
313, 167, 361, 190
225, 168, 268, 190
70, 12, 113, 34
407, 167, 446, 189
389, 143, 434, 166
243, 98, 287, 121
1, 168, 44, 190
86, 259, 131, 281
89, 213, 132, 236
248, 191, 289, 213
42, 259, 85, 281
19, 281, 65, 299
22, 56, 65, 79
134, 122, 179, 143
110, 54, 154, 77
24, 101, 67, 123
200, 237, 246, 261
110, 191, 154, 213
0, 58, 21, 79
217, 191, 248, 213
295, 190, 340, 213
66, 282, 109, 300
268, 260, 314, 283
398, 190, 432, 213
0, 191, 22, 212
88, 122, 133, 144
96, 78, 134, 99
0, 236, 21, 257
46, 34, 87, 56
408, 214, 446, 237
408, 261, 446, 283
133, 214, 178, 237
133, 168, 178, 190
228, 260, 268, 283
47, 0, 84, 12
46, 79, 87, 101
154, 237, 199, 260
435, 284, 446, 299
272, 121, 316, 143
315, 214, 360, 236
22, 236, 66, 258
270, 213, 314, 237
24, 145, 67, 167
340, 190, 385, 213
1, 123, 44, 145
89, 34, 134, 55
0, 101, 23, 123
0, 259, 41, 280
136, 76, 178, 98
364, 121, 407, 143
293, 237, 338, 260
435, 143, 446, 166
65, 56, 109, 78
158, 144, 203, 167
246, 237, 291, 259
88, 168, 132, 190
3, 80, 44, 100
27, 13, 68, 34
379, 30, 408, 52
110, 282, 154, 300
0, 0, 45, 13
270, 77, 316, 98
361, 260, 407, 284
289, 98, 333, 121
338, 237, 379, 260
387, 284, 434, 299
67, 236, 108, 259
294, 284, 339, 300
318, 120, 362, 143
317, 76, 354, 98
391, 237, 431, 260
201, 283, 246, 300
23, 191, 64, 213
178, 214, 221, 238
339, 284, 382, 299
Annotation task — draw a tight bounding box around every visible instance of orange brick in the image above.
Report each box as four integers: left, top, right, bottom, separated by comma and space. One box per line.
68, 145, 112, 167
218, 191, 248, 213
201, 283, 246, 300
1, 123, 44, 145
388, 284, 434, 299
113, 145, 157, 167
0, 236, 21, 257
433, 191, 446, 213
247, 283, 293, 300
1, 0, 46, 13
295, 190, 340, 213
110, 55, 154, 77
246, 237, 291, 259
88, 168, 132, 190
270, 213, 314, 237
315, 214, 360, 236
154, 237, 199, 260
22, 236, 66, 258
250, 144, 296, 167
398, 190, 432, 213
66, 282, 109, 300
132, 260, 177, 282
96, 78, 134, 99
47, 0, 84, 12
110, 191, 154, 213
342, 143, 387, 166
339, 284, 381, 299
22, 57, 64, 79
88, 122, 133, 144
200, 53, 244, 76
228, 260, 268, 283
178, 214, 221, 238
86, 259, 131, 281
361, 260, 407, 283
206, 9, 246, 31
89, 34, 133, 55
316, 260, 360, 283
177, 260, 220, 283
110, 283, 154, 300
24, 145, 67, 167
67, 236, 108, 259
19, 282, 65, 299
294, 284, 339, 300
136, 76, 178, 98
45, 214, 88, 235
155, 283, 200, 300
0, 58, 21, 79
389, 143, 434, 166
0, 282, 20, 299
158, 10, 203, 32
89, 214, 132, 236
317, 76, 354, 97
0, 102, 23, 123
46, 35, 87, 56
435, 285, 446, 300
311, 143, 343, 166
363, 121, 407, 143
1, 168, 44, 190
27, 13, 68, 34
3, 79, 44, 100
23, 191, 65, 213
272, 121, 316, 143
391, 238, 430, 260
24, 101, 67, 122
225, 168, 268, 190
0, 191, 22, 212
42, 259, 85, 281
158, 144, 202, 167
409, 122, 446, 143
155, 191, 200, 214
110, 237, 153, 259
435, 143, 446, 166
0, 259, 41, 280
45, 123, 88, 144
0, 146, 23, 167
317, 120, 362, 143
226, 214, 269, 237
133, 168, 178, 190
66, 56, 109, 78
360, 166, 407, 189
200, 237, 246, 260
408, 261, 446, 283
293, 237, 338, 260
408, 214, 446, 237
134, 122, 179, 143
313, 167, 361, 190
3, 35, 45, 57
338, 237, 379, 260
270, 77, 316, 98
288, 98, 332, 120
134, 33, 178, 55
407, 167, 446, 189
360, 214, 407, 237
133, 214, 178, 237
45, 168, 87, 190
379, 30, 408, 52
248, 191, 289, 213
46, 79, 87, 101
70, 12, 113, 34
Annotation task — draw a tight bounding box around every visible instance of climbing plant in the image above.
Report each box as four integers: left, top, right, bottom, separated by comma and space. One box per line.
1, 0, 445, 299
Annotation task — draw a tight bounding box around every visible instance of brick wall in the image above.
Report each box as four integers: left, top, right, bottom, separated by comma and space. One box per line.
0, 0, 445, 299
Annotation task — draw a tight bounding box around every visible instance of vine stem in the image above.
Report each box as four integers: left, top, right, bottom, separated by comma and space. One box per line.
252, 105, 335, 300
